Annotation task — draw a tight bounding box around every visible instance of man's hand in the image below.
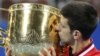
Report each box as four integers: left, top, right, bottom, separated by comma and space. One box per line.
5, 47, 12, 56
38, 47, 56, 56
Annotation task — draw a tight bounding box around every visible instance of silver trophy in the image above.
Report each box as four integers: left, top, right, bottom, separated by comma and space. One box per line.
0, 3, 61, 56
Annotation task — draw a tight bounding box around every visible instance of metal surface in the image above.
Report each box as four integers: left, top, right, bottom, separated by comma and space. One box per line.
6, 3, 61, 56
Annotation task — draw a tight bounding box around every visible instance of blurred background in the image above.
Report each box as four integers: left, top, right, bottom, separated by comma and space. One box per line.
0, 0, 100, 56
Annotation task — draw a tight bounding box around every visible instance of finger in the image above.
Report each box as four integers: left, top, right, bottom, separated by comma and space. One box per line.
38, 51, 44, 56
6, 47, 12, 56
5, 47, 8, 52
43, 48, 51, 56
50, 47, 56, 56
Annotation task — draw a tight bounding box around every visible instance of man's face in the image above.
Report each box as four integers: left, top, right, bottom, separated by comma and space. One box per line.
56, 18, 74, 44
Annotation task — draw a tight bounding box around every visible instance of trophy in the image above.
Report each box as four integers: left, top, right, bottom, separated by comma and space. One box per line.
0, 3, 61, 56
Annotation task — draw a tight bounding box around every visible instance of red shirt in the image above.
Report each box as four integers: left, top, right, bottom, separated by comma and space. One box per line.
75, 43, 100, 56
61, 40, 100, 56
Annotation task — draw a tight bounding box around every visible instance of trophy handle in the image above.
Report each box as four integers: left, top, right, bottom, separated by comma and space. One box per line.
0, 8, 10, 47
0, 8, 9, 11
0, 8, 8, 47
0, 28, 6, 46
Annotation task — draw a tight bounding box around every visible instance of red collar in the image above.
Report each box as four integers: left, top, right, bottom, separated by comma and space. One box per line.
74, 39, 93, 56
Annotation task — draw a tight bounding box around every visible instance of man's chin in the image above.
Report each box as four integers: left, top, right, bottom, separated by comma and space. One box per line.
59, 41, 69, 46
59, 41, 66, 46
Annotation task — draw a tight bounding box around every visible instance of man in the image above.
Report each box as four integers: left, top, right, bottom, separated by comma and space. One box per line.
6, 1, 100, 56
38, 1, 100, 56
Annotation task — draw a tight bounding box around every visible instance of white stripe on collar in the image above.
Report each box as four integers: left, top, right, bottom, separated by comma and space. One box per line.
79, 44, 94, 56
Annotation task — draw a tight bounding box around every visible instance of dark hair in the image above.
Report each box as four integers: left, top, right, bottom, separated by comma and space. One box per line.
61, 1, 98, 40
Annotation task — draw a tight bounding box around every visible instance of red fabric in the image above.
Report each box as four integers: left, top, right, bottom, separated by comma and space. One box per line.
63, 46, 70, 56
84, 47, 100, 56
56, 45, 70, 56
62, 40, 100, 56
74, 44, 100, 56
75, 39, 100, 56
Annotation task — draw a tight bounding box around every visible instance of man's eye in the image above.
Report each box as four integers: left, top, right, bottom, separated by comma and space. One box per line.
62, 25, 65, 28
61, 25, 65, 28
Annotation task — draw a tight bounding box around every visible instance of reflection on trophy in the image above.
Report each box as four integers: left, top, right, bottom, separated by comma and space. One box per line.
0, 3, 61, 56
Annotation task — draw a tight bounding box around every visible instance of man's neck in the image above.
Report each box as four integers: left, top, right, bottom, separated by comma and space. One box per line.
71, 39, 91, 54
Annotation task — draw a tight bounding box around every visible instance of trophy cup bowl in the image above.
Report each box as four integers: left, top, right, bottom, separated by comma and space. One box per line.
5, 3, 61, 56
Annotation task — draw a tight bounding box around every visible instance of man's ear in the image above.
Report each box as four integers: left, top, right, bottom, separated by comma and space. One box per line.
72, 30, 81, 40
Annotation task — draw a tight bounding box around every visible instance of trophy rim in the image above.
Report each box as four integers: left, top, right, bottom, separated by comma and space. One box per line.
8, 3, 61, 16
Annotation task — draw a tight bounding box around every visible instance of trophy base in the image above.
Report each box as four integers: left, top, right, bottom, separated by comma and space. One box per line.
11, 43, 52, 56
